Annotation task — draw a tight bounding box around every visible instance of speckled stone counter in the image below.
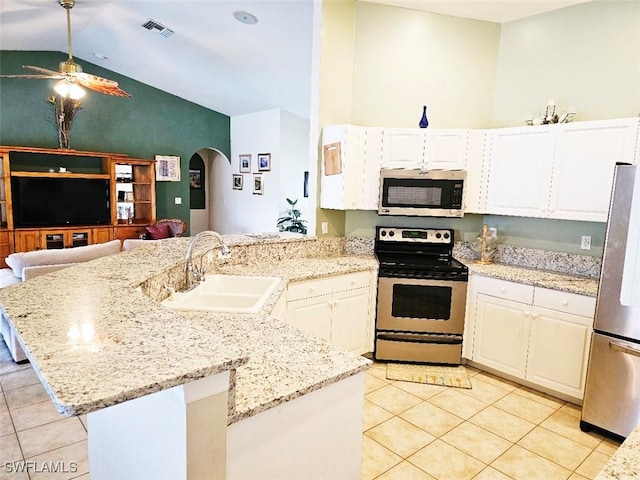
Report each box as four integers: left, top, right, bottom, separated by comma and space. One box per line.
0, 233, 371, 420
462, 260, 599, 297
595, 425, 640, 479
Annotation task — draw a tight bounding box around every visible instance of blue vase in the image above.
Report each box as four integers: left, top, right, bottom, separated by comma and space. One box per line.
419, 105, 429, 128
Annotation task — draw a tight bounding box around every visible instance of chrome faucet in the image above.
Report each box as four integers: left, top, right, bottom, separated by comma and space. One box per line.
185, 231, 231, 290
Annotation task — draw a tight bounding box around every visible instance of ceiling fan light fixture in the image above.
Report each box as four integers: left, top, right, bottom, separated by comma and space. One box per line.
54, 80, 85, 100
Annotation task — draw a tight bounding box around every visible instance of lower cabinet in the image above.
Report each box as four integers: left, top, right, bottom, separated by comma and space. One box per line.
285, 271, 375, 355
469, 275, 595, 401
13, 227, 114, 252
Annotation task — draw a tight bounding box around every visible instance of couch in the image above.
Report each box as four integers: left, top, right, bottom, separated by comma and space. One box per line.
0, 240, 122, 362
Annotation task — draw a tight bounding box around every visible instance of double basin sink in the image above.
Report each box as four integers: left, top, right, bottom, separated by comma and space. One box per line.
162, 275, 281, 314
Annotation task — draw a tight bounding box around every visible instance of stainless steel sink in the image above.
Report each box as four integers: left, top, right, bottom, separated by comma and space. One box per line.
161, 275, 281, 314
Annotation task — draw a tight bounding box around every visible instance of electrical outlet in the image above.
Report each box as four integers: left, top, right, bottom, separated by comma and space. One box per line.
174, 196, 182, 205
489, 227, 497, 238
321, 222, 328, 234
581, 235, 591, 250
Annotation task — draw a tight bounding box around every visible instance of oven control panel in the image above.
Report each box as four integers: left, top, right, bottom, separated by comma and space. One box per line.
377, 227, 453, 244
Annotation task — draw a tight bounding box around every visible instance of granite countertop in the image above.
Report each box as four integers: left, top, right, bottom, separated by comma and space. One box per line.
595, 426, 640, 479
461, 259, 599, 297
0, 234, 372, 418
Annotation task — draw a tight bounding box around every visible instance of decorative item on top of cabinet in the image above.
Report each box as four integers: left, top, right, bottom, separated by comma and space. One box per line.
419, 105, 429, 128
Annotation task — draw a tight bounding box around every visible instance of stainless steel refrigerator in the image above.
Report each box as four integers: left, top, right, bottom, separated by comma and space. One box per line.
581, 163, 640, 438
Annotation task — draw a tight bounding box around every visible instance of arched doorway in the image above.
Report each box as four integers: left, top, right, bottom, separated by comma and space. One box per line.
189, 147, 230, 234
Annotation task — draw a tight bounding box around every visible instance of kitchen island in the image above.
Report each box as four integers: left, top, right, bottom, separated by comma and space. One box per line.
0, 234, 373, 479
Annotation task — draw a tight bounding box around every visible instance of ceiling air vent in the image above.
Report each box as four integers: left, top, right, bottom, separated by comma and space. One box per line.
142, 19, 174, 38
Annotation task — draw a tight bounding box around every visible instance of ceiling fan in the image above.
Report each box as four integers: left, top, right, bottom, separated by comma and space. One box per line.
1, 0, 130, 99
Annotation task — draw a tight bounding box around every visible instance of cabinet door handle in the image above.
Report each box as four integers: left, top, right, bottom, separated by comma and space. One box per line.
531, 313, 538, 320
609, 340, 640, 358
561, 300, 569, 306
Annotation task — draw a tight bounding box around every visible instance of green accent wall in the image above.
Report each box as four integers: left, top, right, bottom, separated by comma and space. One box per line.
0, 51, 230, 233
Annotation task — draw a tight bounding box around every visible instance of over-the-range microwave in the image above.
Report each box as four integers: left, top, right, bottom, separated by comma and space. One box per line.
378, 168, 466, 217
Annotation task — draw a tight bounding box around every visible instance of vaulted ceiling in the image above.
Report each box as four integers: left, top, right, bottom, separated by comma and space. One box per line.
0, 0, 591, 118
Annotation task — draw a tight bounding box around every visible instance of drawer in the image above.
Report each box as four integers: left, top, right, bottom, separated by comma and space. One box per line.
533, 287, 596, 318
0, 230, 9, 244
287, 271, 371, 301
476, 276, 534, 304
331, 271, 371, 293
287, 276, 334, 301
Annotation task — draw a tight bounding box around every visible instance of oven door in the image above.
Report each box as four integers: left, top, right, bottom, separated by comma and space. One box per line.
376, 277, 467, 334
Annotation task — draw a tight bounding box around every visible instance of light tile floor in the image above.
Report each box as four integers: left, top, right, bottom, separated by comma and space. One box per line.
363, 362, 621, 480
0, 339, 622, 480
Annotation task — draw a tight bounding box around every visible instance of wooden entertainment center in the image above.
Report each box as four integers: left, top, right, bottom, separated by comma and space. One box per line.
0, 146, 157, 264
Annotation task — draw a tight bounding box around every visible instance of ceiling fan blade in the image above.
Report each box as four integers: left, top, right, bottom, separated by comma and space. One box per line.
22, 65, 65, 77
0, 74, 62, 80
75, 73, 131, 97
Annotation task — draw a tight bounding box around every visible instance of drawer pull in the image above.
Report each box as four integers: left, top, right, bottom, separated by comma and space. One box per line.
609, 341, 640, 358
500, 287, 506, 293
561, 300, 569, 306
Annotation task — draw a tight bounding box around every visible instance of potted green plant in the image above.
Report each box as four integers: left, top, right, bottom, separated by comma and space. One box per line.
277, 198, 307, 234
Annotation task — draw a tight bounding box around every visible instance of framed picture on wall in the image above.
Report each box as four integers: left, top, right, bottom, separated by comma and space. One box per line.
233, 174, 243, 190
189, 169, 202, 189
257, 153, 271, 172
253, 174, 263, 195
155, 155, 181, 181
239, 154, 251, 173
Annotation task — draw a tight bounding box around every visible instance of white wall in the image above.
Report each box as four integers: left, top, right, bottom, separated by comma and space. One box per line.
279, 110, 310, 227
350, 2, 501, 129
492, 1, 640, 127
211, 109, 310, 235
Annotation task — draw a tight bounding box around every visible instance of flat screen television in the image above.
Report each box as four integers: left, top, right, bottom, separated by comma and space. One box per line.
11, 176, 111, 228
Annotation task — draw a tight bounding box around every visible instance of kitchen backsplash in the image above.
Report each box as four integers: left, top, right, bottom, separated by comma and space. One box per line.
344, 237, 601, 278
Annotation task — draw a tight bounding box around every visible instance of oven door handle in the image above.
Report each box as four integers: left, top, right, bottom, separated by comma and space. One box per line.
609, 340, 640, 358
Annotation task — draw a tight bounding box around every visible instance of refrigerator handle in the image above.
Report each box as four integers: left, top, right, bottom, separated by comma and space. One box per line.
609, 340, 640, 358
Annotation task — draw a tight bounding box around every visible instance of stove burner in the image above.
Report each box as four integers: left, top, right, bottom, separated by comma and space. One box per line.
375, 226, 468, 280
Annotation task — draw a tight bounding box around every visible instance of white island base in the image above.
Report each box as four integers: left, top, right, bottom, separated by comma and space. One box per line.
87, 372, 365, 480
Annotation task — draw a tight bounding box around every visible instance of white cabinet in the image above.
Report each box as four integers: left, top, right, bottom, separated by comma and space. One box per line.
486, 126, 556, 217
484, 118, 640, 221
381, 128, 426, 169
463, 129, 489, 214
320, 125, 382, 210
469, 276, 595, 401
381, 128, 469, 171
549, 118, 640, 222
424, 129, 469, 170
285, 271, 375, 354
474, 294, 531, 378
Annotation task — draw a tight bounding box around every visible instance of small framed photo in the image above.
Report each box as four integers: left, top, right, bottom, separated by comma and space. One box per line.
124, 192, 135, 202
155, 155, 181, 181
189, 169, 202, 189
257, 153, 271, 172
233, 174, 243, 190
253, 174, 263, 195
239, 154, 251, 173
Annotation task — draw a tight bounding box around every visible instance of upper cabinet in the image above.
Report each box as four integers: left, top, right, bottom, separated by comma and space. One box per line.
319, 118, 640, 221
380, 128, 468, 170
486, 126, 556, 218
484, 117, 640, 222
320, 125, 382, 210
381, 128, 425, 169
549, 118, 640, 222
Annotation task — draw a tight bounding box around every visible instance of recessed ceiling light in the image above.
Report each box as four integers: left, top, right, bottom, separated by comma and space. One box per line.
92, 52, 108, 60
233, 11, 258, 25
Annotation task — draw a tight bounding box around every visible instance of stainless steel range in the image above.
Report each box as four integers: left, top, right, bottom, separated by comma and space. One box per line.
374, 226, 469, 364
